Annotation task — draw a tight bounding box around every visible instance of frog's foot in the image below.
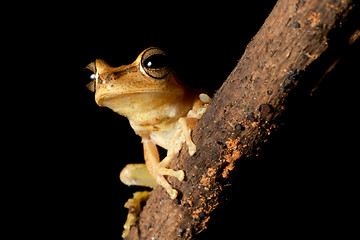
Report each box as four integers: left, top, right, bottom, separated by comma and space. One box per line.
122, 191, 150, 238
143, 139, 185, 200
153, 161, 185, 200
178, 117, 197, 156
157, 166, 185, 181
153, 165, 184, 199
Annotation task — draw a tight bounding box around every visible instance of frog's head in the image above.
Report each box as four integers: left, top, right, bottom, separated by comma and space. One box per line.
86, 47, 186, 111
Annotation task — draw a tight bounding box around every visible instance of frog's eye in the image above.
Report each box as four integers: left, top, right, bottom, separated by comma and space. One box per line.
84, 62, 97, 92
141, 47, 171, 79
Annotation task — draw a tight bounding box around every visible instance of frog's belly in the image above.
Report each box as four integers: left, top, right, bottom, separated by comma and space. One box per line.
130, 119, 178, 150
149, 125, 177, 150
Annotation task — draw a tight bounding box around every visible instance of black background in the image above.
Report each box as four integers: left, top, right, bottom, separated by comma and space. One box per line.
14, 1, 358, 239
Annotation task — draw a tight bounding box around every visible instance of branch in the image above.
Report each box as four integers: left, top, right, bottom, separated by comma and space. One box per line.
125, 0, 358, 239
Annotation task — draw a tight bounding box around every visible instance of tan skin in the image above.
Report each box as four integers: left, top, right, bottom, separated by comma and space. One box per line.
86, 47, 210, 237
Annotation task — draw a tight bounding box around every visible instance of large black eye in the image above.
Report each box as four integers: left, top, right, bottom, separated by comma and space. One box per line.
141, 48, 171, 79
144, 54, 169, 69
84, 62, 97, 92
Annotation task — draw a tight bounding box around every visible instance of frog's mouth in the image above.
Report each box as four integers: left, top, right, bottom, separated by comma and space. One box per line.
95, 91, 185, 119
93, 71, 185, 105
95, 89, 183, 106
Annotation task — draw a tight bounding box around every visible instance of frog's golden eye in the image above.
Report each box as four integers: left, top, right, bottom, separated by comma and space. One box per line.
140, 47, 171, 79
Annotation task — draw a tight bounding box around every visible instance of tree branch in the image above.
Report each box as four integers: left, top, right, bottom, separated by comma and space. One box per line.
125, 0, 358, 239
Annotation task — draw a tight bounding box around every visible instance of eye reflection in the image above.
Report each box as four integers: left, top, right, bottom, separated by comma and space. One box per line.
90, 73, 96, 80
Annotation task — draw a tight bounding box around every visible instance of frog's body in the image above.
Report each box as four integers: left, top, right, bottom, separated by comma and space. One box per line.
86, 47, 210, 237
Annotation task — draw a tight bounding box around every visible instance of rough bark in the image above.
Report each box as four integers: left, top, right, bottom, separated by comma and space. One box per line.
125, 0, 359, 239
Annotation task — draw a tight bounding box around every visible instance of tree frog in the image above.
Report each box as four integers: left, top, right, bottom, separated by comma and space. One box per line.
86, 47, 211, 237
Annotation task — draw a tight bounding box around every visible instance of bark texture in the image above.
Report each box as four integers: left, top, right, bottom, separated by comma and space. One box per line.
125, 0, 359, 239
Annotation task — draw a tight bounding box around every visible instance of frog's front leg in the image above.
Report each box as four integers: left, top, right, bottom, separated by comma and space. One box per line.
178, 117, 198, 156
179, 93, 211, 155
142, 138, 184, 199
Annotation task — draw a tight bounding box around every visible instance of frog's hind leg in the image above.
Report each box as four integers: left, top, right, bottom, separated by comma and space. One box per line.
119, 164, 157, 238
122, 191, 150, 238
120, 163, 158, 188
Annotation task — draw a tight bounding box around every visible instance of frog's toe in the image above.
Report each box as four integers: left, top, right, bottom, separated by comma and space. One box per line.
167, 188, 178, 200
157, 167, 185, 181
188, 144, 196, 156
153, 167, 184, 199
175, 170, 185, 181
199, 93, 211, 103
